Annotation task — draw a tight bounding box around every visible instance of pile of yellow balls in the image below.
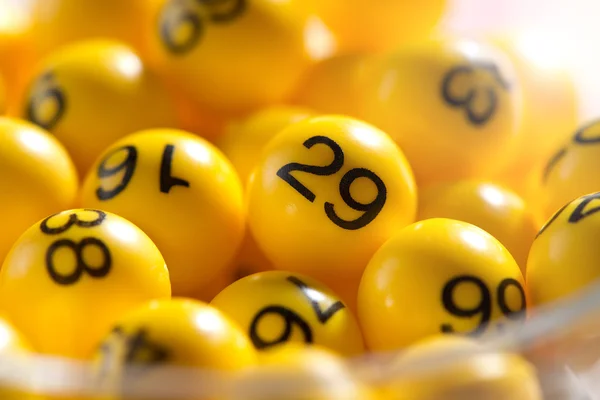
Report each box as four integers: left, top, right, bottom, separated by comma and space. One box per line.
0, 0, 592, 398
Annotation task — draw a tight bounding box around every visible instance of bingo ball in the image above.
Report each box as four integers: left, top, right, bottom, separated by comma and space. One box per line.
362, 38, 522, 186
247, 115, 416, 289
95, 298, 256, 397
527, 191, 600, 306
358, 218, 527, 351
81, 129, 245, 297
0, 209, 171, 358
20, 39, 177, 175
211, 271, 364, 356
149, 0, 334, 113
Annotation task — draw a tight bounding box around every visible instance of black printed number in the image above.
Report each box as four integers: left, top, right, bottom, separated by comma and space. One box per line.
160, 0, 203, 55
96, 144, 189, 200
160, 0, 246, 55
441, 63, 509, 126
46, 238, 112, 285
99, 326, 169, 373
536, 192, 600, 237
40, 209, 106, 235
441, 275, 526, 337
277, 135, 387, 230
287, 276, 345, 323
40, 210, 112, 286
248, 276, 346, 350
26, 72, 66, 131
97, 146, 138, 200
249, 306, 313, 350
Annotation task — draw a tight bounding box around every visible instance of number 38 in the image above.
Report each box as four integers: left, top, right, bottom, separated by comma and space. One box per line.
277, 135, 387, 231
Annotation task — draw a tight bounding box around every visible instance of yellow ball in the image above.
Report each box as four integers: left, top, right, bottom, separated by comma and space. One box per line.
0, 117, 78, 263
358, 218, 527, 351
538, 120, 600, 220
310, 1, 445, 53
0, 208, 171, 358
95, 298, 256, 397
381, 336, 541, 400
292, 53, 377, 118
211, 271, 364, 356
149, 0, 333, 113
232, 344, 370, 400
361, 38, 522, 186
218, 105, 316, 187
81, 128, 245, 297
29, 0, 161, 58
418, 181, 539, 272
19, 39, 177, 176
247, 115, 417, 288
526, 191, 600, 306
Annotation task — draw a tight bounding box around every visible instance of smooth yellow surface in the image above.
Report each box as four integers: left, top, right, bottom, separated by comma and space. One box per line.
292, 53, 377, 118
358, 218, 527, 351
29, 0, 161, 58
19, 39, 177, 176
81, 129, 245, 297
309, 0, 445, 52
148, 0, 334, 113
527, 191, 600, 306
538, 120, 600, 220
362, 38, 523, 186
381, 336, 541, 400
0, 1, 35, 116
491, 37, 578, 196
247, 115, 417, 287
219, 105, 316, 187
0, 317, 37, 399
95, 298, 256, 382
0, 117, 78, 264
418, 181, 539, 272
0, 209, 171, 358
211, 271, 364, 356
232, 344, 370, 400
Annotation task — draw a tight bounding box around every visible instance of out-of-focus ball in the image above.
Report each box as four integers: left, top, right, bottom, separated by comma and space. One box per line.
309, 1, 446, 53
292, 53, 377, 118
218, 105, 316, 187
418, 180, 539, 271
538, 120, 600, 220
28, 0, 161, 58
358, 218, 527, 351
0, 117, 78, 263
232, 344, 371, 400
381, 336, 542, 400
19, 40, 177, 176
211, 271, 364, 356
95, 298, 256, 396
361, 38, 522, 186
527, 191, 600, 306
148, 0, 335, 113
247, 115, 416, 291
0, 209, 171, 358
81, 129, 245, 297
